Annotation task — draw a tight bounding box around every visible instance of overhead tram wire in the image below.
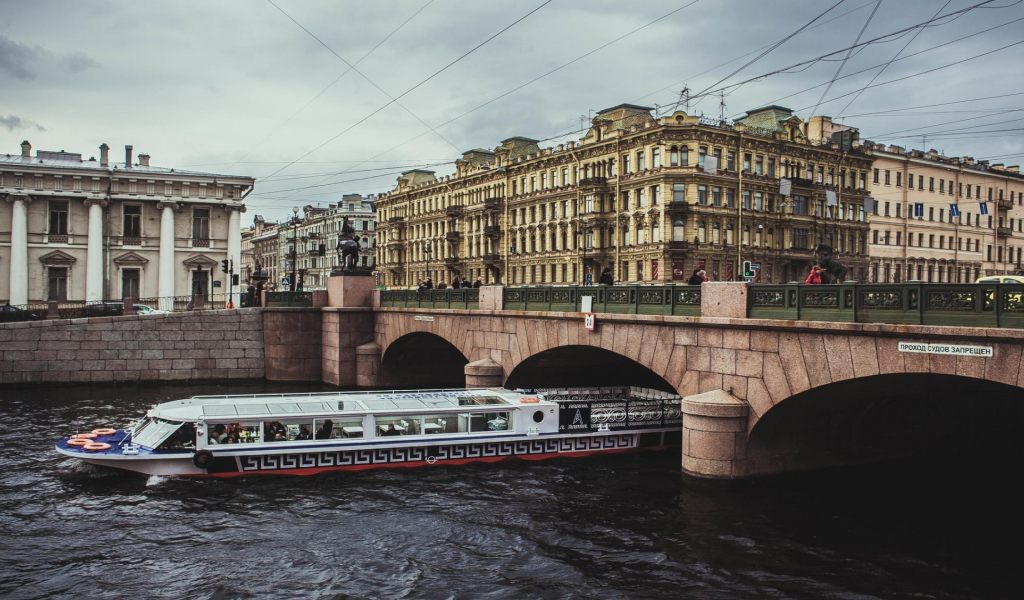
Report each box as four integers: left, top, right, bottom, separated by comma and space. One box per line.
808, 0, 882, 118
689, 0, 1001, 106
266, 0, 463, 156
869, 109, 1024, 139
735, 14, 1024, 118
258, 0, 702, 209
223, 0, 437, 175
834, 0, 952, 119
689, 0, 847, 101
256, 0, 553, 189
633, 0, 881, 110
840, 92, 1024, 118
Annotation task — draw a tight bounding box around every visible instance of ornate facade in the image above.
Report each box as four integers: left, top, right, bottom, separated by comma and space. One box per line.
0, 140, 254, 306
865, 143, 1024, 282
374, 104, 873, 287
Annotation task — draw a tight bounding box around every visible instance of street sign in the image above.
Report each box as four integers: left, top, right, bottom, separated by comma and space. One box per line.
584, 313, 596, 331
213, 280, 221, 288
281, 277, 291, 286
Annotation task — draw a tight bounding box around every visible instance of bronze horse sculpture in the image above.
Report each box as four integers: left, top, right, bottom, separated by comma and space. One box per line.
814, 243, 850, 283
336, 217, 362, 271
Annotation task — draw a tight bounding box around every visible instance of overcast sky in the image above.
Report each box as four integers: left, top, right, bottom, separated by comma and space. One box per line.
3, 0, 1024, 223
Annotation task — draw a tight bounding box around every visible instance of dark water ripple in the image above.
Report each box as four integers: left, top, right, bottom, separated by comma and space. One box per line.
0, 381, 1020, 600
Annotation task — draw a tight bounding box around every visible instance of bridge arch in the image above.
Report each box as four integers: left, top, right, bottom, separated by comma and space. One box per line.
745, 373, 1024, 475
379, 332, 469, 388
506, 345, 676, 391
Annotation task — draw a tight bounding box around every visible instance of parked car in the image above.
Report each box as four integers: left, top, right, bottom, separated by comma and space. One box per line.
133, 304, 170, 315
80, 302, 124, 317
976, 276, 1024, 284
0, 304, 43, 323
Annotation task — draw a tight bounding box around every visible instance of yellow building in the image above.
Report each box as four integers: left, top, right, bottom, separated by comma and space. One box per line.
374, 104, 873, 287
866, 144, 1024, 283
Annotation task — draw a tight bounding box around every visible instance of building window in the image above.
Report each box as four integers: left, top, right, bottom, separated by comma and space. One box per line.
123, 205, 142, 238
72, 178, 81, 192
743, 154, 751, 173
884, 170, 891, 185
48, 267, 68, 301
792, 195, 808, 215
767, 158, 776, 177
637, 151, 645, 171
652, 148, 660, 168
193, 208, 210, 240
712, 187, 722, 206
670, 146, 679, 166
584, 195, 594, 213
122, 268, 140, 299
622, 155, 630, 174
727, 188, 736, 208
49, 200, 69, 235
680, 146, 689, 166
793, 228, 809, 249
698, 147, 707, 168
698, 185, 707, 205
672, 184, 685, 203
651, 185, 659, 205
873, 169, 879, 184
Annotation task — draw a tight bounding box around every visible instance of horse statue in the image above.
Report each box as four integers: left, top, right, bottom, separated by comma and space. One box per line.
336, 217, 362, 271
814, 243, 849, 283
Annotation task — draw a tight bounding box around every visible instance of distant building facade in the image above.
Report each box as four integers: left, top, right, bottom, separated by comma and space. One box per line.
374, 104, 873, 287
277, 193, 376, 290
0, 140, 254, 305
865, 143, 1024, 282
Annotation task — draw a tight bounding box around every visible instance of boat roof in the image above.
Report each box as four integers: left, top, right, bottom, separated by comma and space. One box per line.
149, 388, 533, 422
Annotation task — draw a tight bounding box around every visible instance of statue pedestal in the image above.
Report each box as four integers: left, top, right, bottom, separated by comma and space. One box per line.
327, 272, 375, 308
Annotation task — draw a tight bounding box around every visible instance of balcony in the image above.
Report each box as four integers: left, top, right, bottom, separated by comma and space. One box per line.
997, 226, 1012, 238
788, 177, 815, 187
579, 177, 608, 189
446, 205, 464, 217
483, 253, 502, 266
667, 241, 691, 250
484, 197, 503, 211
444, 256, 460, 267
484, 225, 501, 236
998, 199, 1014, 211
446, 231, 463, 241
388, 215, 405, 224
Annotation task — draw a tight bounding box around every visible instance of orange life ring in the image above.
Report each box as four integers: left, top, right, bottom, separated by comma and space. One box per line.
83, 442, 111, 452
519, 397, 540, 403
71, 433, 98, 440
91, 428, 117, 436
67, 438, 91, 447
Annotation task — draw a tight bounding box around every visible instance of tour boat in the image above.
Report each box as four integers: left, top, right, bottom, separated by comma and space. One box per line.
55, 387, 682, 478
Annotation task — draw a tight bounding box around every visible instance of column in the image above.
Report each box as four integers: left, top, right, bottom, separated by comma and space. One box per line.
7, 195, 30, 305
157, 202, 178, 310
84, 199, 106, 301
681, 389, 750, 480
464, 358, 503, 388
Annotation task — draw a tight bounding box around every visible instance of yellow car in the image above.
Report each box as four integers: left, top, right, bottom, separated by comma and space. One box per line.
976, 276, 1024, 284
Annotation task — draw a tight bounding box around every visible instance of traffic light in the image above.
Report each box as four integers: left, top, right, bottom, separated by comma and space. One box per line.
318, 244, 325, 257
743, 261, 753, 278
221, 259, 229, 274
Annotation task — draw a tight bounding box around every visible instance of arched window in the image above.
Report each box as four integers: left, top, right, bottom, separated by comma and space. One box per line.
698, 220, 707, 243
712, 222, 721, 244
725, 223, 734, 245
742, 225, 750, 246
652, 220, 661, 243
670, 145, 679, 167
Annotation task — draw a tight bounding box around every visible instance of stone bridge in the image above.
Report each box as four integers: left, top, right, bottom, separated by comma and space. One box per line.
361, 283, 1024, 481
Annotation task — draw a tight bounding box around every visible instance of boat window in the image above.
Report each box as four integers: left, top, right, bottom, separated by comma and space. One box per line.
375, 416, 412, 436
236, 404, 268, 415
134, 418, 184, 450
374, 412, 510, 436
207, 422, 261, 445
457, 411, 511, 433
266, 403, 302, 414
298, 402, 336, 413
157, 423, 196, 451
277, 419, 315, 441
360, 399, 399, 411
204, 405, 238, 417
457, 396, 509, 406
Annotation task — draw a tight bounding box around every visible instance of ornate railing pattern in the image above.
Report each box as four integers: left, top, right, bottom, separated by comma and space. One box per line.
748, 282, 1024, 328
379, 288, 480, 309
501, 285, 701, 316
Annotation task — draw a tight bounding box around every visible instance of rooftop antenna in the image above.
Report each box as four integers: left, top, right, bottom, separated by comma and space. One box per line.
670, 85, 691, 115
718, 90, 727, 125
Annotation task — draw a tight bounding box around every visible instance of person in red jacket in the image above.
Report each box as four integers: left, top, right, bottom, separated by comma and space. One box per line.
805, 265, 824, 284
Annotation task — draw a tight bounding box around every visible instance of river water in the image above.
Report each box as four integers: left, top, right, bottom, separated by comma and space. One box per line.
0, 381, 1018, 600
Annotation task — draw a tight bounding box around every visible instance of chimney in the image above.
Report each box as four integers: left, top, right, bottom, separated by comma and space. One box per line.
125, 145, 133, 168
138, 153, 150, 167
99, 143, 109, 167
20, 140, 31, 158
1008, 166, 1020, 174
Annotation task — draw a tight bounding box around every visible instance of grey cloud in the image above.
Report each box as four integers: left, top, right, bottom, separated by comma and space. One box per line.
0, 35, 43, 81
58, 51, 99, 73
0, 114, 45, 133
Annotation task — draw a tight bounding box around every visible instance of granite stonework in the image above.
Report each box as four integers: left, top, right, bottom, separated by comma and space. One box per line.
0, 308, 265, 384
320, 309, 375, 386
372, 306, 1024, 479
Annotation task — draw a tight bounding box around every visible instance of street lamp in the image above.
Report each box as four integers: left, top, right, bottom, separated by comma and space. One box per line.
576, 220, 593, 285
423, 241, 432, 284
290, 206, 299, 292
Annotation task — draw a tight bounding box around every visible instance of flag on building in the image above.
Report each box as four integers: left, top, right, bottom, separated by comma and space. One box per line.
652, 259, 659, 280
949, 203, 961, 218
704, 156, 718, 175
826, 190, 837, 206
863, 198, 875, 213
979, 202, 989, 216
779, 178, 792, 196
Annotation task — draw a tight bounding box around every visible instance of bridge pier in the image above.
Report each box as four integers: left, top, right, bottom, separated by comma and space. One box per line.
681, 390, 750, 480
355, 342, 381, 388
464, 358, 504, 388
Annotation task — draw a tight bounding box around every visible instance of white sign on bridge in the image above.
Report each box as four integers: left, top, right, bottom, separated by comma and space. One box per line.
897, 342, 993, 357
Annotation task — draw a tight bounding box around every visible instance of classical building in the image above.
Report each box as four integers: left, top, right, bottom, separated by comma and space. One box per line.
865, 143, 1024, 283
244, 215, 280, 285
0, 141, 254, 306
374, 104, 873, 287
277, 193, 377, 290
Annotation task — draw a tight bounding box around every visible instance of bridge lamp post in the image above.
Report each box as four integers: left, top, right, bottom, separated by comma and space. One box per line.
290, 206, 299, 292
576, 220, 593, 286
423, 241, 432, 284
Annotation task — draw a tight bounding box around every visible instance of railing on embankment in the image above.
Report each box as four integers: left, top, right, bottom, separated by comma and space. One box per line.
379, 282, 1024, 328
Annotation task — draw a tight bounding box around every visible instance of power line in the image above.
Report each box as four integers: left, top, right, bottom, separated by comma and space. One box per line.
808, 0, 882, 117
266, 0, 463, 156
223, 0, 437, 175
259, 0, 701, 209
834, 0, 951, 118
840, 92, 1024, 117
258, 0, 553, 187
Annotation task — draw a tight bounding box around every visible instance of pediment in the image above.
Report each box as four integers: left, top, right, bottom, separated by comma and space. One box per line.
113, 251, 149, 265
38, 250, 77, 266
182, 253, 220, 267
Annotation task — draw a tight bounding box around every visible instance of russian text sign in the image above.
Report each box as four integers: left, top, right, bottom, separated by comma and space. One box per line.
897, 342, 993, 357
